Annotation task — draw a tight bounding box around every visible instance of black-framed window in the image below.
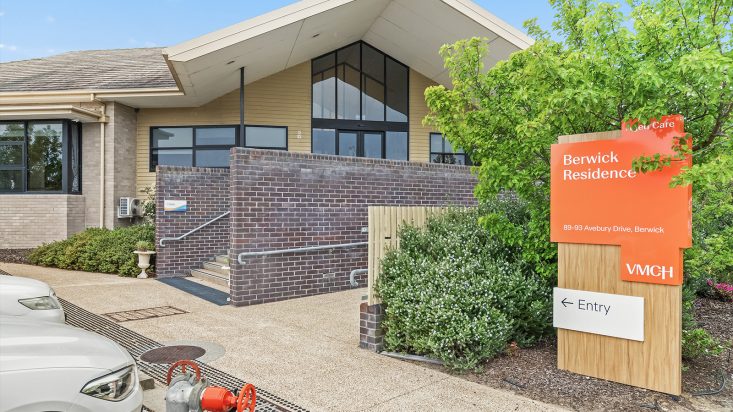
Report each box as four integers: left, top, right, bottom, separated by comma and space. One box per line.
312, 41, 408, 124
311, 41, 409, 160
0, 120, 81, 193
149, 125, 287, 170
430, 133, 472, 165
312, 129, 408, 161
311, 41, 409, 131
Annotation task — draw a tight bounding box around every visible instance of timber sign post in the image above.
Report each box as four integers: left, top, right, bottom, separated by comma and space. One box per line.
550, 114, 691, 395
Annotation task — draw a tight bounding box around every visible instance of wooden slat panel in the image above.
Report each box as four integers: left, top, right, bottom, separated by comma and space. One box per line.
367, 206, 446, 305
557, 131, 682, 395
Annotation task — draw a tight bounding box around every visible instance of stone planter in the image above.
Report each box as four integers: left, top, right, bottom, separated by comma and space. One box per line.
133, 251, 156, 279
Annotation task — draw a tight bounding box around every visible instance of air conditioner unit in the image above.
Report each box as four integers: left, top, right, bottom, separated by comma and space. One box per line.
117, 197, 142, 218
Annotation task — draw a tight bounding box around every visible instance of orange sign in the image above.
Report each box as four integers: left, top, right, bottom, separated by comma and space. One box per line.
550, 115, 691, 286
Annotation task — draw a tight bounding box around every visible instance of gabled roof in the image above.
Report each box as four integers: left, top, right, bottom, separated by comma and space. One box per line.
163, 0, 533, 106
0, 0, 532, 109
0, 48, 177, 92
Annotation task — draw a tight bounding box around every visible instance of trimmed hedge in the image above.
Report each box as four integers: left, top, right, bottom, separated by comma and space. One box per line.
376, 200, 553, 370
28, 224, 155, 277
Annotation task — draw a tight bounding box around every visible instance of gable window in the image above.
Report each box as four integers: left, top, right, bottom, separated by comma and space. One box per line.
430, 133, 472, 165
312, 41, 409, 160
0, 120, 81, 193
150, 125, 286, 170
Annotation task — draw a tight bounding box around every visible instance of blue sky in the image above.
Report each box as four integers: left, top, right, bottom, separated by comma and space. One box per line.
0, 0, 556, 62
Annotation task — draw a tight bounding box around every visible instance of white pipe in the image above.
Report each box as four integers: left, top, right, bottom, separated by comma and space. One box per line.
97, 99, 107, 228
350, 269, 368, 287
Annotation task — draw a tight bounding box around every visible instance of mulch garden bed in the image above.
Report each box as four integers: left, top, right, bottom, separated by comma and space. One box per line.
420, 297, 732, 411
0, 249, 32, 264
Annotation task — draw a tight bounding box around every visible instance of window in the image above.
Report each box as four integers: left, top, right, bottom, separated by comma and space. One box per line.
150, 125, 287, 170
312, 41, 408, 123
430, 133, 471, 165
311, 41, 409, 160
0, 120, 81, 193
244, 126, 287, 150
311, 129, 408, 160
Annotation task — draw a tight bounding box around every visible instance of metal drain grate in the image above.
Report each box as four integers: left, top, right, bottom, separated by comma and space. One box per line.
103, 306, 188, 322
60, 299, 308, 412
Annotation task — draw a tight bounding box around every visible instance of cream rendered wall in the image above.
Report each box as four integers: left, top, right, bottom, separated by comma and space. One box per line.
135, 62, 439, 194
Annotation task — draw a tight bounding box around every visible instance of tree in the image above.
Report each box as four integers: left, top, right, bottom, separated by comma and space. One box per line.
425, 0, 732, 280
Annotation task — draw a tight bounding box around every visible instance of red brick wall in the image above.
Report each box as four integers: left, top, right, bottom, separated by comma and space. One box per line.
155, 166, 230, 277
229, 149, 477, 306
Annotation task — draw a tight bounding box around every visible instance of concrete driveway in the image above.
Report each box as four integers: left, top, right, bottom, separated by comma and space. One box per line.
0, 262, 565, 412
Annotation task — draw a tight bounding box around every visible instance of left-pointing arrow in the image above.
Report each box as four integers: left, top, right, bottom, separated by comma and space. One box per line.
561, 298, 574, 307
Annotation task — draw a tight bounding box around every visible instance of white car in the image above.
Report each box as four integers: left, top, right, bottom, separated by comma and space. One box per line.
0, 275, 65, 323
0, 316, 143, 412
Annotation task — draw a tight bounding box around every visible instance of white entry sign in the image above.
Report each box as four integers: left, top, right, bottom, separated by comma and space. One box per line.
553, 287, 644, 341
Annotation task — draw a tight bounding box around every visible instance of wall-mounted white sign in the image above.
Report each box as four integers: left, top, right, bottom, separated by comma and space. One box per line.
553, 287, 644, 341
164, 199, 188, 212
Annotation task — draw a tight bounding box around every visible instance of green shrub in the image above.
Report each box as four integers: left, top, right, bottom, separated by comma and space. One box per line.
684, 175, 733, 293
28, 224, 155, 277
681, 285, 728, 360
377, 200, 553, 370
682, 328, 727, 360
140, 186, 156, 223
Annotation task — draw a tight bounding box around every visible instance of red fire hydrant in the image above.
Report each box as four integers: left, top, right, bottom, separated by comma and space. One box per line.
165, 360, 256, 412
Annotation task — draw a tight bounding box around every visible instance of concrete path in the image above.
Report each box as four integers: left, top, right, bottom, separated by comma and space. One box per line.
1, 263, 566, 412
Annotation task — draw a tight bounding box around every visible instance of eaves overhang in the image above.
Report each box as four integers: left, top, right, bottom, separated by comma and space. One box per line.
0, 104, 105, 123
163, 0, 533, 106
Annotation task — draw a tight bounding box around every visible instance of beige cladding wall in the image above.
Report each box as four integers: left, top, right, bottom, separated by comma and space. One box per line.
409, 69, 439, 162
0, 195, 86, 248
136, 62, 311, 195
135, 63, 439, 194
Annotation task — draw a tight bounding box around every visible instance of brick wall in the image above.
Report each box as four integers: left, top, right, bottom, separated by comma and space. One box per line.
0, 195, 86, 248
107, 102, 138, 228
360, 302, 385, 352
229, 149, 477, 306
155, 166, 230, 277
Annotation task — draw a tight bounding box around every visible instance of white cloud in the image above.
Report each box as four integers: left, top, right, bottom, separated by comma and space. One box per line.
143, 41, 158, 47
0, 44, 18, 51
0, 11, 5, 17
46, 15, 55, 23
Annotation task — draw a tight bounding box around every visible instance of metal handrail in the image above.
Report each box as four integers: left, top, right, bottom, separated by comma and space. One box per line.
159, 211, 230, 247
237, 241, 367, 264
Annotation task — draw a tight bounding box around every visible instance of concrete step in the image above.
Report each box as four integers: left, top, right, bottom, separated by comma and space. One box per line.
203, 261, 230, 275
215, 254, 230, 265
190, 268, 229, 287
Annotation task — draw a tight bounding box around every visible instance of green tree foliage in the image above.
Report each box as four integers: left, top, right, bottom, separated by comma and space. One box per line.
424, 0, 732, 283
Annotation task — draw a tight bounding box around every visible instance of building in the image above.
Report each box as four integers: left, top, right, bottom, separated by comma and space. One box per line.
0, 0, 532, 250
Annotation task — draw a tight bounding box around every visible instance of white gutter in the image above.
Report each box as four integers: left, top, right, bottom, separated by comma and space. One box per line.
0, 88, 183, 105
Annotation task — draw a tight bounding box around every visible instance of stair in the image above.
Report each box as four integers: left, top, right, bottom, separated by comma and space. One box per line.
190, 253, 230, 287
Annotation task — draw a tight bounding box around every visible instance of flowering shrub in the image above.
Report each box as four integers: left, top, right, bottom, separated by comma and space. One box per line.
707, 279, 733, 302
377, 200, 553, 370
